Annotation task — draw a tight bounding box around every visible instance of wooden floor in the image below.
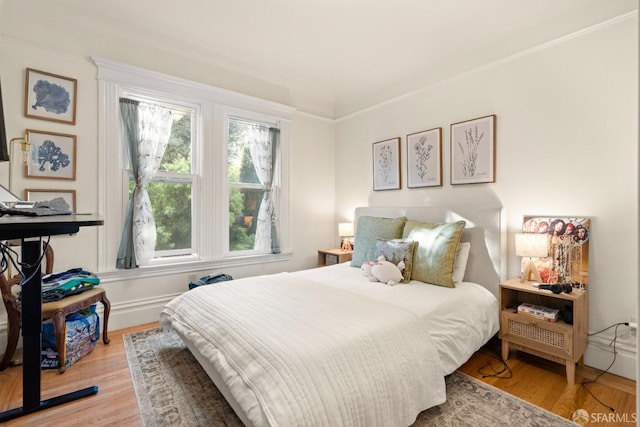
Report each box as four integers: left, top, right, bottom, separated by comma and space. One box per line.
458, 339, 637, 426
0, 323, 636, 426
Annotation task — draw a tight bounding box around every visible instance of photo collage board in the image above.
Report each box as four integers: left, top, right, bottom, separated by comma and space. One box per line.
522, 216, 591, 289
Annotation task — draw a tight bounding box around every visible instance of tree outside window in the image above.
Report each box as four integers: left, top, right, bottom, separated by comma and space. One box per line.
227, 118, 267, 252
127, 106, 194, 256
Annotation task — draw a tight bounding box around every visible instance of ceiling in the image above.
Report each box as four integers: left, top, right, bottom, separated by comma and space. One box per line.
0, 0, 637, 119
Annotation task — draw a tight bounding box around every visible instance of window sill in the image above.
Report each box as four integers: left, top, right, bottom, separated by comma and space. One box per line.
98, 251, 292, 283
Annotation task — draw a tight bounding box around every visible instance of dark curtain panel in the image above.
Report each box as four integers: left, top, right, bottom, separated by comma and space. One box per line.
269, 127, 281, 254
0, 77, 10, 162
116, 98, 140, 269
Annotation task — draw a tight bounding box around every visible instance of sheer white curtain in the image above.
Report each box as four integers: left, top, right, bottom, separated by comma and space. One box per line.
248, 125, 280, 253
117, 100, 173, 268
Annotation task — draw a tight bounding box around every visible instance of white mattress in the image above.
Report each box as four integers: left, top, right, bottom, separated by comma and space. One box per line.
303, 263, 500, 375
161, 263, 498, 426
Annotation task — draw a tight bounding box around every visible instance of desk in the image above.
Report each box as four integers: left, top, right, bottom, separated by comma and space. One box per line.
0, 214, 103, 422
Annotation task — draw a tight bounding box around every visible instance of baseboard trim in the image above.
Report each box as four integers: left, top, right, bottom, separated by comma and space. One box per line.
106, 292, 183, 331
586, 335, 637, 381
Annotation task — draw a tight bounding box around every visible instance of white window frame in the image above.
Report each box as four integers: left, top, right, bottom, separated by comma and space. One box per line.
119, 92, 200, 261
222, 109, 283, 257
94, 57, 293, 278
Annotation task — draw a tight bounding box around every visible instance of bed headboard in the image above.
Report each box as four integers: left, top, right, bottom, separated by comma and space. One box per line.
354, 206, 506, 297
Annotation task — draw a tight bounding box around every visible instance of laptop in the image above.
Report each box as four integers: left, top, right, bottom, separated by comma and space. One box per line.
0, 185, 72, 217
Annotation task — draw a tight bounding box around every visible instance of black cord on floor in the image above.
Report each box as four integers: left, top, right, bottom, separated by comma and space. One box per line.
482, 322, 627, 411
581, 322, 627, 413
477, 347, 513, 379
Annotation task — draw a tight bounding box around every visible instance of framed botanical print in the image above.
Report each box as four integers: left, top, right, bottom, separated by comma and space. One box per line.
24, 68, 77, 125
450, 115, 496, 185
25, 129, 77, 180
406, 127, 442, 188
372, 137, 401, 191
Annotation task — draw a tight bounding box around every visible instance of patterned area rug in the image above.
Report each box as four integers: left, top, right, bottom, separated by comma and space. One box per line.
124, 327, 577, 426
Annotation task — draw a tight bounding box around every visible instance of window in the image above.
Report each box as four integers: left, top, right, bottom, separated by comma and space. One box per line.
95, 57, 292, 272
123, 99, 195, 258
227, 117, 280, 254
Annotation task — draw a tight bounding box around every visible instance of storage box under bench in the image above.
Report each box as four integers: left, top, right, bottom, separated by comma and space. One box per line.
41, 305, 100, 370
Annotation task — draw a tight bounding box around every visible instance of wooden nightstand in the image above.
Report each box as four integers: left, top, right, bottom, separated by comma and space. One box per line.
499, 278, 588, 384
317, 249, 352, 267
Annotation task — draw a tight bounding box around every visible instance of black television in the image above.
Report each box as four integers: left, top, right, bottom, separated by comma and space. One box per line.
0, 77, 10, 161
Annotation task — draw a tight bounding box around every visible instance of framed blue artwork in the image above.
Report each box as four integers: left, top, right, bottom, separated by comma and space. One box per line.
24, 68, 77, 125
25, 129, 77, 180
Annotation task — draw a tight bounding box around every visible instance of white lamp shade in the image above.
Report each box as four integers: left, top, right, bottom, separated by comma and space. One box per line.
338, 222, 354, 237
515, 233, 549, 258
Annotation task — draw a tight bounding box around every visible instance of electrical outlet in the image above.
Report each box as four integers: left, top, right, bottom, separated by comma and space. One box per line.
629, 316, 637, 330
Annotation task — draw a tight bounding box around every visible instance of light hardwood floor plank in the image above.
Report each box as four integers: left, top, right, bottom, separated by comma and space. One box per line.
0, 324, 635, 426
458, 338, 637, 425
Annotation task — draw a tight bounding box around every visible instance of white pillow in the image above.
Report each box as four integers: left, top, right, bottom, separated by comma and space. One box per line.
452, 242, 471, 283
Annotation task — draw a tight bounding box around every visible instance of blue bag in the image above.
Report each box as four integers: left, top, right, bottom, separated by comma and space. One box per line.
188, 273, 233, 290
41, 305, 100, 369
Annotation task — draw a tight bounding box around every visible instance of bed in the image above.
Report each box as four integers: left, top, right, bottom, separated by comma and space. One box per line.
160, 206, 505, 427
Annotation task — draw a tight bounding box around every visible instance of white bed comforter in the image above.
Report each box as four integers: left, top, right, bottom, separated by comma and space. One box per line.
161, 271, 446, 427
303, 263, 499, 375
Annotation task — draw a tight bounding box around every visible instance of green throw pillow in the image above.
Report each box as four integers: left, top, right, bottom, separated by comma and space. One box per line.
350, 216, 407, 267
375, 238, 417, 283
405, 220, 466, 288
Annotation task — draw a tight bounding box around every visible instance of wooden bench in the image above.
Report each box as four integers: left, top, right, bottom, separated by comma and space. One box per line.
0, 245, 110, 373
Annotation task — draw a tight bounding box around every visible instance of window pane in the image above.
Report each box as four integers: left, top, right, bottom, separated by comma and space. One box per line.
159, 110, 192, 173
129, 181, 192, 251
228, 119, 260, 184
229, 187, 264, 251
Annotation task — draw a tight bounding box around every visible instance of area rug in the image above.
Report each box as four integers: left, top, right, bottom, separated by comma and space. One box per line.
124, 327, 577, 426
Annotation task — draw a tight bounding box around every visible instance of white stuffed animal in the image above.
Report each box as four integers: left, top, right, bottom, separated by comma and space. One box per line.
367, 255, 405, 286
360, 261, 376, 277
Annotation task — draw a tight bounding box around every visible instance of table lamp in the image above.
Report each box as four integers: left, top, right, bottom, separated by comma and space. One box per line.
338, 222, 354, 252
515, 233, 549, 283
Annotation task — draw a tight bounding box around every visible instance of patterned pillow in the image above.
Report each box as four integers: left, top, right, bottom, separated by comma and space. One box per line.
350, 216, 407, 267
405, 220, 466, 288
375, 238, 417, 283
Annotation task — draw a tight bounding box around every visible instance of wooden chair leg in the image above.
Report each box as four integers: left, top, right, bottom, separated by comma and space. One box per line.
51, 310, 68, 373
0, 306, 21, 371
100, 293, 111, 345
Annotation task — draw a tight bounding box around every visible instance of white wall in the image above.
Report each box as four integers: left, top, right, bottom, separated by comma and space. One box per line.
335, 16, 638, 379
0, 45, 336, 336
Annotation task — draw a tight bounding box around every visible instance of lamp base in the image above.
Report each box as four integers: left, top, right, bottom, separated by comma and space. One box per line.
520, 260, 542, 283
341, 238, 352, 252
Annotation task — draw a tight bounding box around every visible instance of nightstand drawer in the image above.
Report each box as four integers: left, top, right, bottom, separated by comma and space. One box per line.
317, 249, 352, 267
325, 253, 339, 265
501, 311, 572, 357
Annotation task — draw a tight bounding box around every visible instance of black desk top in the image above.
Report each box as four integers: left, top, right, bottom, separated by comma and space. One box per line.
0, 214, 103, 240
